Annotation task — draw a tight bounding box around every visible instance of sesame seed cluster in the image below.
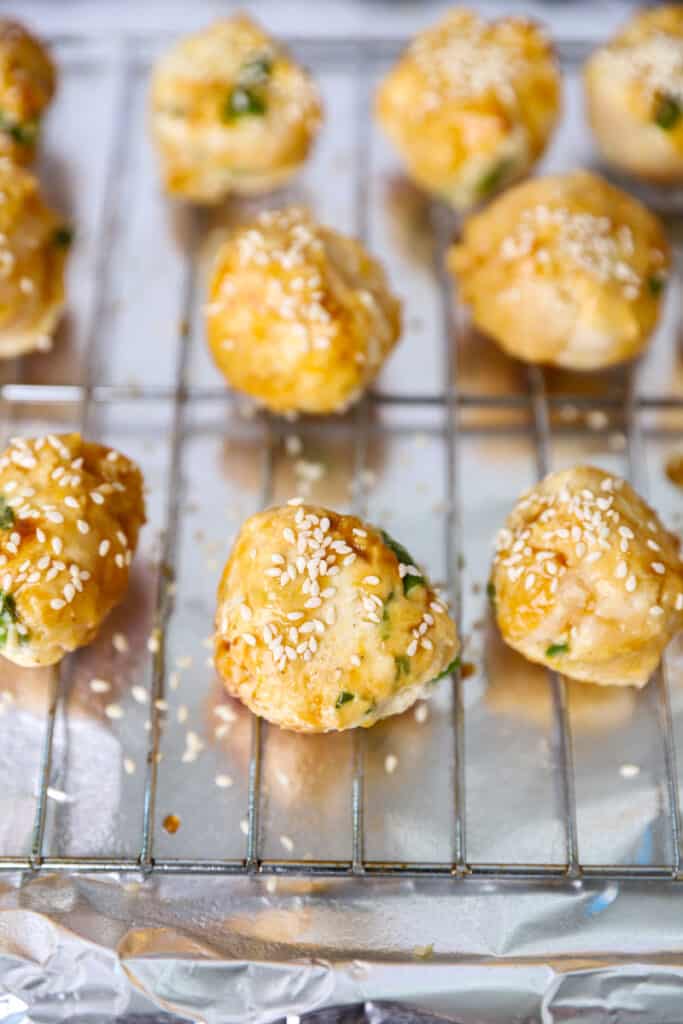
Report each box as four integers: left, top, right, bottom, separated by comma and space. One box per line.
499, 205, 646, 300
0, 432, 145, 666
492, 466, 683, 686
409, 11, 553, 112
214, 502, 458, 732
602, 32, 683, 105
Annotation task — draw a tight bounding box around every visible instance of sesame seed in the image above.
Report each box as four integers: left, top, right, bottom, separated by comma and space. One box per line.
242, 633, 256, 646
124, 758, 135, 775
89, 678, 110, 694
351, 654, 361, 667
90, 492, 104, 505
64, 496, 79, 509
50, 598, 65, 610
385, 754, 398, 774
363, 575, 380, 586
651, 562, 666, 575
626, 575, 637, 593
215, 774, 233, 788
615, 560, 628, 579
105, 703, 124, 720
131, 685, 148, 704
77, 519, 89, 534
99, 540, 110, 556
113, 632, 129, 653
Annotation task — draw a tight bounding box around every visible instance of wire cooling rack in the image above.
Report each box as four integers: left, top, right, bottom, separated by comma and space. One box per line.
0, 29, 682, 883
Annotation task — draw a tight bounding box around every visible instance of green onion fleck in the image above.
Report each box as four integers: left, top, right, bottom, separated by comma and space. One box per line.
223, 87, 267, 121
546, 641, 569, 657
429, 655, 461, 685
0, 497, 13, 530
0, 590, 17, 647
381, 529, 426, 595
239, 55, 273, 85
52, 226, 74, 248
486, 581, 496, 604
648, 274, 665, 297
0, 111, 38, 146
654, 94, 681, 131
477, 158, 513, 197
335, 690, 354, 709
394, 654, 410, 680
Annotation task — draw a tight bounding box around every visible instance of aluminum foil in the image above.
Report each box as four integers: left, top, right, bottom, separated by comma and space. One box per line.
2, 0, 683, 1021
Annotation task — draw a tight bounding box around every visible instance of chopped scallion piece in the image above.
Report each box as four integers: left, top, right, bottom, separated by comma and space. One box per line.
546, 641, 569, 657
381, 529, 425, 595
654, 94, 681, 131
239, 55, 273, 85
429, 656, 460, 685
223, 86, 267, 120
477, 158, 513, 197
52, 226, 74, 248
394, 654, 410, 680
0, 497, 13, 530
335, 690, 354, 708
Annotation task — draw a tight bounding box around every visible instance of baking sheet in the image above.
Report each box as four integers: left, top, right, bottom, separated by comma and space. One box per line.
1, 0, 683, 1021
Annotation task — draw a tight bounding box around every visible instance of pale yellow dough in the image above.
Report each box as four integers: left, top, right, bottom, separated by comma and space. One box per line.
449, 170, 669, 370
584, 5, 683, 183
149, 14, 322, 202
214, 503, 459, 732
0, 433, 146, 667
0, 159, 69, 358
492, 466, 683, 688
0, 19, 55, 165
376, 7, 561, 209
206, 206, 402, 415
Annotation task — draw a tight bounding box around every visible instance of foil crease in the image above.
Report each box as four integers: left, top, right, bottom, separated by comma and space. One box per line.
2, 874, 683, 1022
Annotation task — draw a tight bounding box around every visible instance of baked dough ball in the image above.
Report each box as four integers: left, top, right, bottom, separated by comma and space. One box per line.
149, 14, 322, 202
449, 171, 669, 370
214, 503, 459, 732
375, 8, 561, 209
206, 207, 402, 415
0, 433, 145, 667
584, 6, 683, 184
0, 159, 69, 357
0, 20, 55, 165
491, 466, 683, 688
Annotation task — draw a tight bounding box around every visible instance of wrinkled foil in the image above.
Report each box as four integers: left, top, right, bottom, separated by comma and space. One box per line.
2, 1, 683, 1021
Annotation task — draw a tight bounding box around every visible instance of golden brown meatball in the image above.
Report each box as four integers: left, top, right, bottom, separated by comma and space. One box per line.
491, 466, 683, 688
584, 6, 683, 184
0, 433, 146, 667
149, 14, 322, 202
206, 207, 402, 415
0, 20, 55, 165
0, 158, 69, 358
214, 503, 459, 732
449, 171, 669, 371
376, 8, 561, 209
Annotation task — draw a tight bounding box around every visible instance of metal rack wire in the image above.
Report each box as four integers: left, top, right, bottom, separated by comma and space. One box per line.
1, 30, 683, 882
